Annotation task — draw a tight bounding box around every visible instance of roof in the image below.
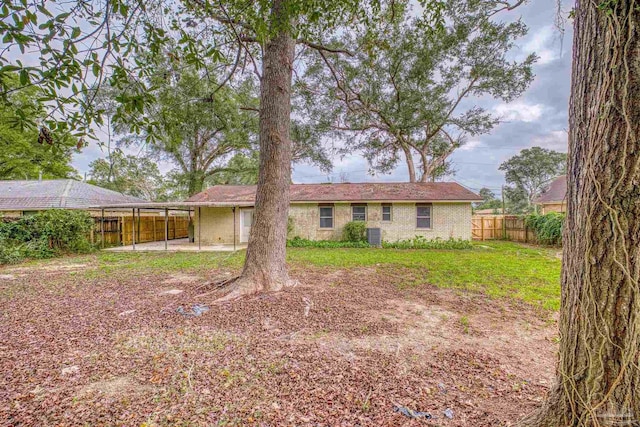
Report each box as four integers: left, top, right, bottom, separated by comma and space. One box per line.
186, 182, 482, 204
535, 175, 567, 204
0, 179, 147, 211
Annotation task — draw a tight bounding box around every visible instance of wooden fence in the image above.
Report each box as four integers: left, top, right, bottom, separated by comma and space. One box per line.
93, 216, 190, 246
472, 215, 537, 243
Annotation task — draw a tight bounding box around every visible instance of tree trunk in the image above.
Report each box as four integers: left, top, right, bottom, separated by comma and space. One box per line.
518, 1, 640, 426
223, 0, 295, 299
401, 144, 417, 182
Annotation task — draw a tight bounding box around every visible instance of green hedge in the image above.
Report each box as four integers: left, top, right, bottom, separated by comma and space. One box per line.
287, 237, 370, 248
287, 236, 472, 250
0, 210, 95, 264
525, 212, 564, 246
382, 236, 473, 249
342, 221, 367, 242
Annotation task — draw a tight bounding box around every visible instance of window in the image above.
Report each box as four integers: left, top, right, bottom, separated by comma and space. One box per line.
319, 206, 334, 228
416, 204, 432, 228
352, 204, 367, 221
382, 204, 392, 221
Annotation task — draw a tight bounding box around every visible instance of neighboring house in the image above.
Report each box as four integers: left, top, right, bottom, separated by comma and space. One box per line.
535, 175, 567, 214
0, 179, 147, 217
186, 182, 482, 245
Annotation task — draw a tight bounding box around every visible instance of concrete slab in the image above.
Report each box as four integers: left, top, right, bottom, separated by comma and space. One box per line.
104, 238, 245, 252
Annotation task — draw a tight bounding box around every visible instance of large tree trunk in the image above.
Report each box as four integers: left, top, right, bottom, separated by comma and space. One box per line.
518, 1, 640, 426
223, 0, 295, 299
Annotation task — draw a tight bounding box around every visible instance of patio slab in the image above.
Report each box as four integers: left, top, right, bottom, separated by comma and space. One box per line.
105, 238, 245, 252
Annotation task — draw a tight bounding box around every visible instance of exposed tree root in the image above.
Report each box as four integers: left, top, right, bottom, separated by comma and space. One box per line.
198, 274, 298, 303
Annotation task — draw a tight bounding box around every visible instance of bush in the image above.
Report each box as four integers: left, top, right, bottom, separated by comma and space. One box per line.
287, 237, 370, 248
0, 210, 95, 264
382, 236, 473, 250
342, 221, 367, 242
525, 212, 564, 246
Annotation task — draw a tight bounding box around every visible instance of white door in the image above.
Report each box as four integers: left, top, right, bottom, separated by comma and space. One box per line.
240, 209, 254, 243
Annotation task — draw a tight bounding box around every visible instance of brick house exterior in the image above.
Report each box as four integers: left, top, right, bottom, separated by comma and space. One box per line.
187, 182, 481, 245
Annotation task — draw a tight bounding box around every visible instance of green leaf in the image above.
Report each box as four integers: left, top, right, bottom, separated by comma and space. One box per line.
19, 69, 28, 85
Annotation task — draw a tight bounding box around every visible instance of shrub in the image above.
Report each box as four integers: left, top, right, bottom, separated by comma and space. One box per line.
287, 237, 370, 248
342, 221, 367, 242
382, 236, 473, 250
0, 210, 95, 264
525, 212, 564, 245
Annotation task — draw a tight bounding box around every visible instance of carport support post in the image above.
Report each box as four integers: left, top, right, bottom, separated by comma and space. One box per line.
132, 208, 136, 250
198, 206, 201, 251
233, 207, 236, 251
164, 208, 168, 251
101, 209, 105, 249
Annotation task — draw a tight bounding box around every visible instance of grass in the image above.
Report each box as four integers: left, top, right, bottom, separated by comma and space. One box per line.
8, 241, 561, 310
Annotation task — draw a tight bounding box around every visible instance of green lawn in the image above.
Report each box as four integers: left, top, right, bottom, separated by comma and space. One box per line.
27, 240, 562, 310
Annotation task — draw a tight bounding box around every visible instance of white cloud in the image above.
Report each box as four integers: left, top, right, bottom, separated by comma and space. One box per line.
459, 140, 484, 151
493, 102, 546, 122
530, 130, 568, 151
521, 25, 561, 65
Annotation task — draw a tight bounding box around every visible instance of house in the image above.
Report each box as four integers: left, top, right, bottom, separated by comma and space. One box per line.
473, 208, 504, 215
186, 182, 482, 245
535, 175, 567, 214
0, 179, 147, 217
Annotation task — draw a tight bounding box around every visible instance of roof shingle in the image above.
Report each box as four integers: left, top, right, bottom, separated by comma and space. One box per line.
187, 182, 482, 203
535, 175, 567, 204
0, 179, 147, 211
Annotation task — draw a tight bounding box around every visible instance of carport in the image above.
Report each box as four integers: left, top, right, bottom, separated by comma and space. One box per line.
93, 201, 252, 251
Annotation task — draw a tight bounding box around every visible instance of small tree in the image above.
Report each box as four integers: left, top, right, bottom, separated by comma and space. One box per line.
499, 147, 566, 209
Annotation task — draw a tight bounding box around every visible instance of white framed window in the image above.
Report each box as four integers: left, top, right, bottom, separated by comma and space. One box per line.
382, 204, 392, 221
319, 205, 334, 228
416, 204, 432, 229
351, 204, 367, 221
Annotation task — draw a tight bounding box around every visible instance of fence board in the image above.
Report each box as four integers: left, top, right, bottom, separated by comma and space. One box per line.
94, 216, 189, 246
471, 215, 537, 243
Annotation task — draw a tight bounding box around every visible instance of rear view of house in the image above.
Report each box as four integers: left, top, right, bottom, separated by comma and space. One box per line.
187, 182, 481, 245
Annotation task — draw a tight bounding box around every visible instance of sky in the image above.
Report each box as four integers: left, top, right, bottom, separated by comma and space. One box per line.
71, 0, 572, 196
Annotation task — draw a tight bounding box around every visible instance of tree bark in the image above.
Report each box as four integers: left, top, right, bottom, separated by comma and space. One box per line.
401, 144, 417, 182
518, 1, 640, 426
224, 0, 295, 298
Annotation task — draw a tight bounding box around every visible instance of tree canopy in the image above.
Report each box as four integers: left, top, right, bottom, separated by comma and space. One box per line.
301, 0, 535, 182
499, 146, 566, 209
0, 76, 78, 179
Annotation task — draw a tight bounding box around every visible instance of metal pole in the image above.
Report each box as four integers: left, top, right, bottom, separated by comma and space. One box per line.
137, 207, 141, 243
198, 207, 201, 251
101, 208, 105, 249
164, 208, 168, 251
233, 207, 236, 251
132, 208, 136, 251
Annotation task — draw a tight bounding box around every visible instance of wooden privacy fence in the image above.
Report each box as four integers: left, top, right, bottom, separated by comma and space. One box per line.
93, 216, 190, 246
471, 215, 537, 243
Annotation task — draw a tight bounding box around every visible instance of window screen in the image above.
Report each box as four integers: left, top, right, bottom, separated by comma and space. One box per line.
352, 205, 366, 221
416, 204, 431, 228
382, 204, 392, 221
319, 206, 334, 228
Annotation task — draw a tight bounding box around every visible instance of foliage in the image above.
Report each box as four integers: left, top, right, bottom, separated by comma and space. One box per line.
287, 237, 369, 248
503, 185, 532, 214
302, 0, 535, 182
0, 76, 78, 179
525, 213, 564, 246
499, 147, 566, 208
382, 236, 473, 249
0, 210, 94, 264
474, 187, 502, 211
88, 150, 168, 201
342, 221, 367, 242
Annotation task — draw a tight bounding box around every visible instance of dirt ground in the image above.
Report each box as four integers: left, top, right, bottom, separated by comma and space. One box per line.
0, 258, 558, 426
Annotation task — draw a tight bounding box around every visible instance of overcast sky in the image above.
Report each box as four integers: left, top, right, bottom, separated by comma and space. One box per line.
72, 0, 572, 196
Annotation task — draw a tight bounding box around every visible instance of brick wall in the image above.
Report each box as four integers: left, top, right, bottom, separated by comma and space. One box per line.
288, 202, 472, 241
196, 202, 473, 245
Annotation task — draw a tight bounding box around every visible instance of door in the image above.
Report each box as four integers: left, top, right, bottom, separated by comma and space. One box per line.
240, 209, 254, 243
